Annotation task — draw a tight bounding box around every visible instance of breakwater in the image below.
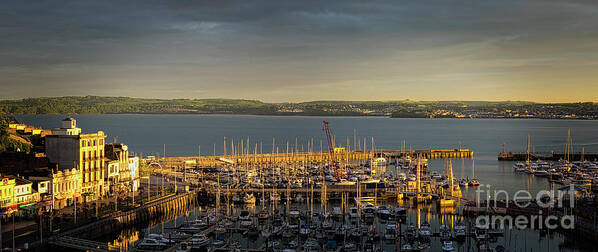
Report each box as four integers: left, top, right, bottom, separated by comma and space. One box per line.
498, 152, 598, 161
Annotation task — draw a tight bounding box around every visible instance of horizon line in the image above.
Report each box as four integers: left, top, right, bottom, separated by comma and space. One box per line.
0, 95, 597, 104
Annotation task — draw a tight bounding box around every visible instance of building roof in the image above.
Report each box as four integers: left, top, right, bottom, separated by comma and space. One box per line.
62, 117, 75, 121
6, 175, 32, 186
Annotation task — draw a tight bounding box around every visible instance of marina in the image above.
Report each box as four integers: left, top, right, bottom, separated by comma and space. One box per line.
12, 115, 598, 251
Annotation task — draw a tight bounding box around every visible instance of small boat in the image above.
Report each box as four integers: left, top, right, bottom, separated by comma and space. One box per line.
362, 206, 375, 219
469, 179, 480, 187
244, 193, 256, 204
188, 234, 210, 247
322, 219, 334, 230
214, 225, 226, 235
288, 239, 299, 248
384, 224, 397, 240
303, 238, 320, 251
431, 171, 442, 180
300, 225, 311, 238
394, 207, 406, 217
406, 223, 417, 238
439, 225, 452, 240
258, 210, 269, 220
459, 178, 469, 186
475, 227, 488, 240
419, 222, 431, 237
534, 169, 549, 177
349, 207, 359, 218
400, 243, 415, 251
136, 238, 167, 251
349, 228, 361, 240
333, 207, 343, 218
239, 210, 252, 221
175, 242, 190, 252
289, 208, 301, 219
343, 242, 357, 252
240, 219, 253, 228
178, 224, 202, 234
169, 231, 191, 241
212, 239, 225, 247
454, 222, 467, 239
377, 206, 392, 220
261, 229, 271, 239
442, 241, 455, 251
373, 157, 387, 166
336, 179, 356, 186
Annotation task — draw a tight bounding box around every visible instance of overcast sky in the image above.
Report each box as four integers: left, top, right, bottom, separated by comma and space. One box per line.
1, 0, 597, 102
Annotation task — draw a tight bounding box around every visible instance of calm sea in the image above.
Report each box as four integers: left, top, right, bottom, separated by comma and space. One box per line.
16, 114, 598, 197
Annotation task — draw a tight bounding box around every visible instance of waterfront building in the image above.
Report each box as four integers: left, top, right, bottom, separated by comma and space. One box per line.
12, 176, 38, 206
49, 168, 82, 209
105, 159, 120, 194
105, 143, 139, 194
45, 118, 106, 202
0, 176, 16, 214
128, 156, 140, 192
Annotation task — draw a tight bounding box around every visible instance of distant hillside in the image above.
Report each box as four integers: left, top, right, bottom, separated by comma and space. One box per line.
0, 96, 276, 114
0, 96, 596, 119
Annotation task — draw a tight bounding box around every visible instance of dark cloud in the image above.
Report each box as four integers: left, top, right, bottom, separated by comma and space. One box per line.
1, 0, 597, 101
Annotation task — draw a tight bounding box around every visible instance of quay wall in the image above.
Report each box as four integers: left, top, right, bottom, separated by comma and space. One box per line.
158, 149, 474, 167
45, 192, 197, 247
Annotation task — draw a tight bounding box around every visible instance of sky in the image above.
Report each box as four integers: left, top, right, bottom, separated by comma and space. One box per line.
1, 0, 597, 102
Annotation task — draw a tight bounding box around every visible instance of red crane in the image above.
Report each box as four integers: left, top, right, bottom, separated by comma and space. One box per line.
323, 120, 336, 170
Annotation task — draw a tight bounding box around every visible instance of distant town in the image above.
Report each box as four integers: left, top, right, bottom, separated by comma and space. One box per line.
1, 96, 597, 119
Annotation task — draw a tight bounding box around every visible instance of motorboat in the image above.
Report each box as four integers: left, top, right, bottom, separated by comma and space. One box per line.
394, 207, 406, 217
188, 234, 210, 247
336, 179, 356, 186
146, 234, 175, 244
175, 242, 190, 252
349, 207, 359, 218
384, 224, 397, 240
454, 222, 467, 239
289, 208, 301, 219
442, 241, 455, 251
406, 223, 417, 238
419, 222, 431, 238
239, 210, 252, 221
469, 179, 480, 187
178, 224, 202, 234
362, 206, 375, 219
136, 238, 167, 251
376, 206, 392, 219
303, 238, 320, 251
439, 225, 452, 240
